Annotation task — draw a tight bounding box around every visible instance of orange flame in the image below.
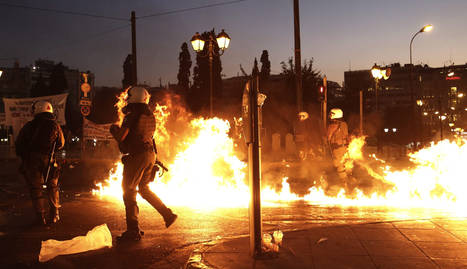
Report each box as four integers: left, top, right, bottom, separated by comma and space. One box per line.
93, 92, 467, 216
115, 88, 129, 127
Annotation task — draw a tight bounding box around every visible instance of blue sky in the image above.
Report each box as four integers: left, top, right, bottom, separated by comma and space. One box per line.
1, 0, 466, 86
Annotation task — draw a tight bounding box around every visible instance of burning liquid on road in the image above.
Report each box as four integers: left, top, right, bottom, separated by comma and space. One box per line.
93, 92, 467, 216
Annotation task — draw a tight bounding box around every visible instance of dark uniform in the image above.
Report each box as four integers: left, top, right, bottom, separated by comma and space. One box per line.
110, 103, 177, 242
15, 112, 65, 225
294, 113, 323, 160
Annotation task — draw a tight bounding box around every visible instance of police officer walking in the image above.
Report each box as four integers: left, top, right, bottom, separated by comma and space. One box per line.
326, 108, 351, 183
15, 101, 65, 226
294, 111, 323, 160
110, 86, 177, 242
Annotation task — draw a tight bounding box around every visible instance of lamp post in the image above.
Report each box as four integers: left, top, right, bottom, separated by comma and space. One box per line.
191, 29, 231, 117
409, 24, 433, 144
371, 64, 390, 153
371, 63, 390, 112
416, 99, 424, 141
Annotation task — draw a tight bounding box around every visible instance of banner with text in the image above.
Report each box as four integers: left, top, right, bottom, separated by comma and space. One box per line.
3, 93, 68, 139
83, 118, 113, 141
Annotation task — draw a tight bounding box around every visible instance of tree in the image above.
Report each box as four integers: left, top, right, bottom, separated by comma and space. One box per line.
122, 54, 133, 89
260, 50, 271, 81
280, 57, 321, 105
49, 62, 68, 95
302, 59, 321, 104
177, 42, 192, 90
252, 58, 259, 78
239, 64, 248, 77
189, 29, 223, 113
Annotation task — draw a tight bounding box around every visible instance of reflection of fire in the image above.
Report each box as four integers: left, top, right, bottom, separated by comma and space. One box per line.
93, 93, 467, 215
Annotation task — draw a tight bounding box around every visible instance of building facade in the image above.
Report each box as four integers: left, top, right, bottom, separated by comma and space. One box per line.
344, 63, 467, 143
0, 59, 95, 142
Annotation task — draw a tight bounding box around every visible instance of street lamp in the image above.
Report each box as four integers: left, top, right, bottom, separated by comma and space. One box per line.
416, 99, 425, 140
409, 23, 433, 80
409, 24, 432, 144
190, 29, 231, 117
371, 63, 390, 112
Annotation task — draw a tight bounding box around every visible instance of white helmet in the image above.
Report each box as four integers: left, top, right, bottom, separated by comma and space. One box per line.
32, 101, 53, 115
329, 108, 343, 119
127, 86, 150, 104
298, 111, 309, 121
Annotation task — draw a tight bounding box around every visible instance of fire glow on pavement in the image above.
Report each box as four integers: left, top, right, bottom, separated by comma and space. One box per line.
92, 92, 467, 216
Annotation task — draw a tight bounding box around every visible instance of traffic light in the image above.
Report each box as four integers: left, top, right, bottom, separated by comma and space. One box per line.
318, 86, 324, 101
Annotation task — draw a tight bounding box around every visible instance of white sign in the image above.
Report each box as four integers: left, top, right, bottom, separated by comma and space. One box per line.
83, 118, 113, 140
3, 93, 68, 139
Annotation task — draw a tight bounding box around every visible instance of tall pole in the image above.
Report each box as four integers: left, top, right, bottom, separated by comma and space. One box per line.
131, 11, 137, 85
439, 66, 445, 140
208, 37, 214, 117
360, 90, 363, 135
293, 0, 302, 112
409, 26, 430, 145
409, 33, 417, 144
375, 78, 379, 112
248, 76, 262, 257
323, 76, 328, 131
438, 97, 443, 140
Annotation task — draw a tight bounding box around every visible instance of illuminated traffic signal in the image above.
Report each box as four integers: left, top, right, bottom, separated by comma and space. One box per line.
319, 86, 324, 101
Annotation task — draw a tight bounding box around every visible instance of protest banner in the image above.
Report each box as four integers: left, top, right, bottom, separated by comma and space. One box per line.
83, 118, 113, 141
3, 93, 68, 139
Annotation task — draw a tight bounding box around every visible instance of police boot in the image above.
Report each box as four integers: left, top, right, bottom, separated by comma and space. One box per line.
50, 207, 60, 224
32, 198, 47, 226
35, 212, 47, 226
116, 230, 143, 243
47, 180, 61, 224
164, 210, 178, 228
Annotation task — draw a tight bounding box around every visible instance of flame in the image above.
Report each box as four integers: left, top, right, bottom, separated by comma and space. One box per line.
115, 88, 129, 127
93, 117, 249, 209
93, 92, 467, 216
154, 103, 170, 144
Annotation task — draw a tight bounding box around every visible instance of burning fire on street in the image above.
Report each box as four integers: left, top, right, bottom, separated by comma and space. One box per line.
92, 92, 467, 216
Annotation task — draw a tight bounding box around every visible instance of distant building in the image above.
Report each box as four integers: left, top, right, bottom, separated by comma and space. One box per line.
0, 59, 95, 141
0, 59, 95, 113
1, 59, 94, 107
344, 63, 467, 141
31, 59, 95, 113
0, 61, 32, 110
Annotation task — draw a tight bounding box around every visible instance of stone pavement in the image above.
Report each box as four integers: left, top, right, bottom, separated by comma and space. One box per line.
189, 218, 467, 269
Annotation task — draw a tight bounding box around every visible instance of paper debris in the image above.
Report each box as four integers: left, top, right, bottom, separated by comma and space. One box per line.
39, 223, 112, 262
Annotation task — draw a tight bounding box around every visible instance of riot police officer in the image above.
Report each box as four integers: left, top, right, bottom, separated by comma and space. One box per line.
110, 86, 177, 242
15, 101, 65, 226
326, 108, 351, 182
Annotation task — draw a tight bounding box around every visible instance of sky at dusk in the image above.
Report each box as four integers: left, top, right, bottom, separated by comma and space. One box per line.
1, 0, 467, 87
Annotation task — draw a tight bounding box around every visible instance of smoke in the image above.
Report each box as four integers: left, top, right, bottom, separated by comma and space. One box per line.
260, 136, 401, 200
151, 92, 404, 200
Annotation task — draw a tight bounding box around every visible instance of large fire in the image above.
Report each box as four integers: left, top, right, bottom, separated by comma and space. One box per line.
92, 92, 467, 215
